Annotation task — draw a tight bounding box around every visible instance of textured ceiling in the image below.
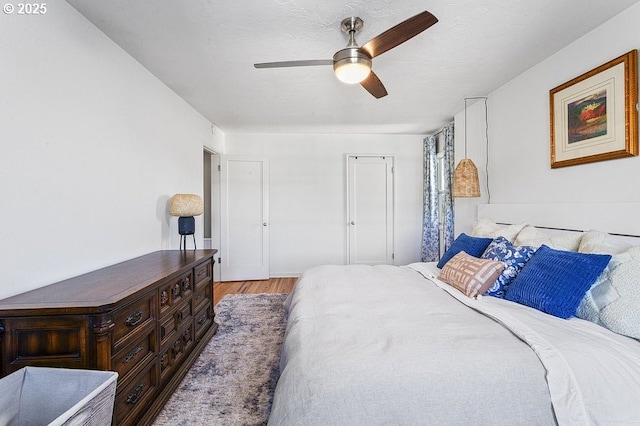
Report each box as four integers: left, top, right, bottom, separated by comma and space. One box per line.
66, 0, 640, 135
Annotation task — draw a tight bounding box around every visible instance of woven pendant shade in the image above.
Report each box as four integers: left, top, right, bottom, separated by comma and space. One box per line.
453, 159, 480, 197
168, 194, 203, 216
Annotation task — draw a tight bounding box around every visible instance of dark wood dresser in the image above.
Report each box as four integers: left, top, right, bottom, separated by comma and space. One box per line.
0, 249, 218, 425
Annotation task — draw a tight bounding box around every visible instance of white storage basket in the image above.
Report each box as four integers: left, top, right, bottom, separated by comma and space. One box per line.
0, 366, 118, 426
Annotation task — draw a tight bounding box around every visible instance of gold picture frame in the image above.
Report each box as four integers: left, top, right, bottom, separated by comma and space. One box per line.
549, 49, 638, 168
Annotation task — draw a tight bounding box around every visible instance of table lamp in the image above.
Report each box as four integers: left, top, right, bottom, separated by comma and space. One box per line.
168, 193, 204, 250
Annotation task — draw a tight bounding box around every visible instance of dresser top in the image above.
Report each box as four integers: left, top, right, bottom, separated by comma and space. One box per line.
0, 250, 217, 315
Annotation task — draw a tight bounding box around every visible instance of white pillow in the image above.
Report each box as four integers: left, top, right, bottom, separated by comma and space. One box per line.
577, 246, 640, 340
470, 217, 526, 243
579, 230, 633, 255
514, 225, 583, 251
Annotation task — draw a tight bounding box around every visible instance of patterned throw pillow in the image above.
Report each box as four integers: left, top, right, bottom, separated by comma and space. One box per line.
505, 245, 611, 319
577, 246, 640, 339
437, 233, 493, 269
481, 237, 537, 298
438, 251, 505, 298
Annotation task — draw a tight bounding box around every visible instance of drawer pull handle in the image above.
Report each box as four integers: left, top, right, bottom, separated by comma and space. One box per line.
198, 315, 207, 325
160, 290, 169, 307
195, 293, 203, 301
172, 340, 181, 356
160, 353, 168, 370
182, 277, 191, 292
177, 311, 184, 323
125, 310, 144, 327
124, 346, 143, 365
126, 383, 144, 405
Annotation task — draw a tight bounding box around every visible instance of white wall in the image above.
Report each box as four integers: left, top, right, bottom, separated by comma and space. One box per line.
225, 134, 424, 275
457, 3, 640, 233
0, 3, 218, 299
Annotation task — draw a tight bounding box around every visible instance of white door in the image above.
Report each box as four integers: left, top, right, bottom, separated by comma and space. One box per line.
220, 156, 269, 281
347, 155, 394, 265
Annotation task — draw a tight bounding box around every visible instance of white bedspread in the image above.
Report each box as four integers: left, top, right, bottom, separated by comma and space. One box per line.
268, 263, 640, 426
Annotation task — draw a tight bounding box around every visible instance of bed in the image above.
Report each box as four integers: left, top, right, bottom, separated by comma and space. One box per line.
268, 203, 640, 425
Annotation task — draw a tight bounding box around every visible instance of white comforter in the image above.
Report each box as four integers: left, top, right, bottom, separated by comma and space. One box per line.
268, 263, 640, 426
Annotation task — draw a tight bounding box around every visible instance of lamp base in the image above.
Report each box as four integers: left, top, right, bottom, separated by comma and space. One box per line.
179, 234, 197, 251
178, 216, 195, 235
178, 216, 196, 250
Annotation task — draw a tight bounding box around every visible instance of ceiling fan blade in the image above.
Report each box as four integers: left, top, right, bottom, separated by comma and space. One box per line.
361, 11, 438, 59
360, 71, 388, 99
254, 59, 333, 68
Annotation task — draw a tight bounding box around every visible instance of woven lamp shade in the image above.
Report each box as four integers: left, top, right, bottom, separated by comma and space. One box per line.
453, 159, 481, 198
168, 194, 203, 216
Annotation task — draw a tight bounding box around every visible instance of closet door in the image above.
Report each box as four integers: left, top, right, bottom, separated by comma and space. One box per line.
220, 156, 269, 280
347, 155, 394, 265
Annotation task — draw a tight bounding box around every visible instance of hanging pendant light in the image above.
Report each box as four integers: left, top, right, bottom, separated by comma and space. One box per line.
453, 159, 480, 197
453, 98, 481, 197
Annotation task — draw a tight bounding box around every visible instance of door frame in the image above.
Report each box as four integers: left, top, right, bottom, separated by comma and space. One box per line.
203, 148, 221, 282
345, 154, 395, 265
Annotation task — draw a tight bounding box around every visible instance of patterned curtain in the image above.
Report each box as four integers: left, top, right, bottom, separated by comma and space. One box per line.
420, 122, 455, 262
441, 122, 455, 253
420, 134, 439, 261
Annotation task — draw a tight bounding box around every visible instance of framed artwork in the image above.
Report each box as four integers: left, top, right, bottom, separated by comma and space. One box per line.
549, 49, 638, 168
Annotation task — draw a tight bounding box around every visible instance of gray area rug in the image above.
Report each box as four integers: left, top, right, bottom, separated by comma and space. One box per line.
153, 293, 288, 426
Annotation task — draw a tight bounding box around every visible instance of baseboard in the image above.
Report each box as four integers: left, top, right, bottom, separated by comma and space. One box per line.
270, 272, 301, 278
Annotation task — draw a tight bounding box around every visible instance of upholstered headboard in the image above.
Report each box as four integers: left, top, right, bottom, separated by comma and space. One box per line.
477, 203, 640, 241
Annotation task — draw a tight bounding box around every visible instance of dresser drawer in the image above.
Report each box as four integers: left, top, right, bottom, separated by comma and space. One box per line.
159, 300, 193, 347
112, 293, 156, 352
194, 304, 213, 342
111, 326, 156, 385
114, 358, 158, 426
158, 271, 193, 317
159, 314, 177, 348
159, 322, 194, 383
1, 316, 90, 373
194, 259, 212, 288
192, 283, 211, 313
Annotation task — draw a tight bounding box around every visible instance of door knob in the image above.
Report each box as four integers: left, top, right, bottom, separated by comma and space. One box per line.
263, 222, 267, 226
350, 221, 356, 225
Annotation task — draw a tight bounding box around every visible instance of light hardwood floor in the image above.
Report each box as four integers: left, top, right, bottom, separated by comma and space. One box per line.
213, 277, 297, 305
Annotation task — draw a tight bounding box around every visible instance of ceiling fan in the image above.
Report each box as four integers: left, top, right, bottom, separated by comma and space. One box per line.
254, 11, 438, 99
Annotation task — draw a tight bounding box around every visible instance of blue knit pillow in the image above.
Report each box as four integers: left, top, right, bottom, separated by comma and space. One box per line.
437, 233, 493, 269
505, 245, 611, 319
481, 236, 537, 298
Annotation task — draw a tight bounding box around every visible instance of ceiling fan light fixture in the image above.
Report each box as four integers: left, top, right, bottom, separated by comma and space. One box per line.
254, 11, 438, 97
333, 48, 371, 84
334, 61, 371, 84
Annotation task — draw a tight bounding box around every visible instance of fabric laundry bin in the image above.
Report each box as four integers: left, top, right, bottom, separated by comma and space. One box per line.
0, 366, 118, 426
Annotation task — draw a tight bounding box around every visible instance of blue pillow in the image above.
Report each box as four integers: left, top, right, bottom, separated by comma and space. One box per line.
505, 245, 611, 319
437, 233, 493, 269
481, 236, 537, 298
